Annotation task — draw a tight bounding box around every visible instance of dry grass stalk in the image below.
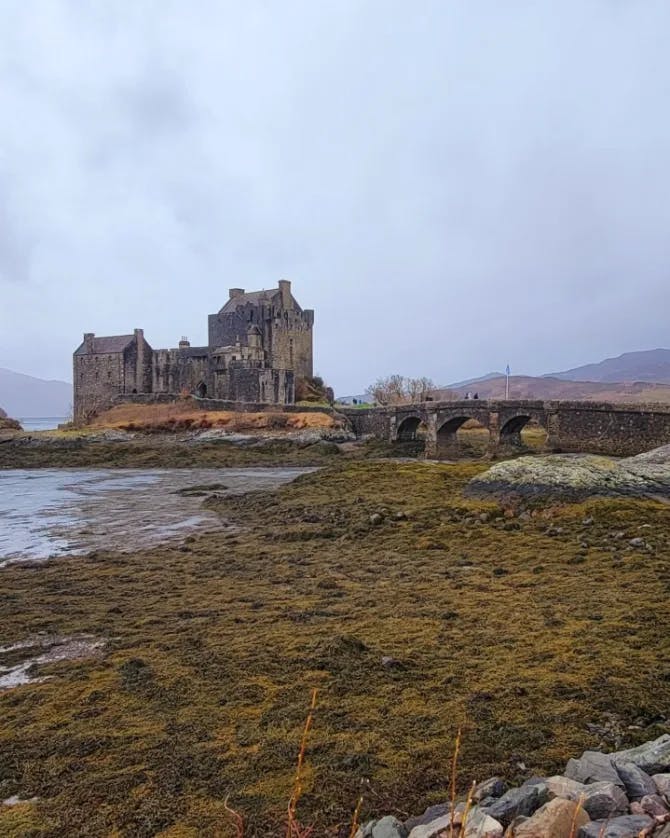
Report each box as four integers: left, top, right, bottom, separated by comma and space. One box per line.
568, 793, 585, 838
449, 726, 462, 838
223, 795, 245, 838
286, 687, 319, 838
457, 780, 476, 838
348, 795, 364, 838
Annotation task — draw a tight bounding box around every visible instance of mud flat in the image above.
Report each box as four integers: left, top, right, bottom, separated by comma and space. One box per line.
0, 467, 312, 566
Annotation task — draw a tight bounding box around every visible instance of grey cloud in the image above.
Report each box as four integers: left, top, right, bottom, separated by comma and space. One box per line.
1, 0, 670, 391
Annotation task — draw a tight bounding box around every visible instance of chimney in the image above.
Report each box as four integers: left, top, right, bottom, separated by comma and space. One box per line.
278, 279, 291, 309
179, 336, 190, 349
84, 332, 95, 353
229, 288, 245, 299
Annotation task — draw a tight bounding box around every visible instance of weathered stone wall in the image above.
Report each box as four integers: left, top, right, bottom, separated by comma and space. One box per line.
152, 348, 209, 395
112, 392, 340, 416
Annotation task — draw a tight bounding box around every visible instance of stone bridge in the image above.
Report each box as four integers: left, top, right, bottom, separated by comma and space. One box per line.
341, 400, 670, 458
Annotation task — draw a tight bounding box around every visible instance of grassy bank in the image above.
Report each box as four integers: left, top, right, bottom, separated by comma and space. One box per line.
1, 461, 669, 836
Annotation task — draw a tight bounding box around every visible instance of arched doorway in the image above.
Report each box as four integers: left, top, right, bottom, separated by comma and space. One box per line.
195, 381, 207, 398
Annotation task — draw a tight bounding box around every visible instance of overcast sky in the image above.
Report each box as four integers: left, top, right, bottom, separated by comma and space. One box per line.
1, 1, 670, 393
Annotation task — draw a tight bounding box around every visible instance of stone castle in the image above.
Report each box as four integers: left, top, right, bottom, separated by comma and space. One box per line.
73, 280, 313, 422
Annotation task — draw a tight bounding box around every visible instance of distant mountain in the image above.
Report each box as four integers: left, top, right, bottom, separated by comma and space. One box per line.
446, 371, 504, 390
0, 368, 71, 418
431, 375, 670, 404
548, 349, 670, 384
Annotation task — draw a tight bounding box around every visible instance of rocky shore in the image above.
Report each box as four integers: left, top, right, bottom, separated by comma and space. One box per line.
357, 735, 670, 837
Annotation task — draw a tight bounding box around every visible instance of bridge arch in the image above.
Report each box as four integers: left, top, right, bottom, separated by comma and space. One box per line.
436, 415, 490, 458
396, 415, 426, 442
499, 413, 548, 450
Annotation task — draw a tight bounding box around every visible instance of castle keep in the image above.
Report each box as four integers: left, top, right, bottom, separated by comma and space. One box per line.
73, 280, 313, 422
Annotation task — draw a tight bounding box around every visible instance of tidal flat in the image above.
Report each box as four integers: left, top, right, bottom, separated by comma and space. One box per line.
1, 459, 670, 836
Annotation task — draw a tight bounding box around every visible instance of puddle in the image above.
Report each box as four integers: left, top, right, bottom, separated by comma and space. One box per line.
0, 634, 106, 690
0, 467, 312, 566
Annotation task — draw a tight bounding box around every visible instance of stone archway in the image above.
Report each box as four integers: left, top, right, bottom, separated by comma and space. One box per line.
395, 415, 428, 454
436, 416, 490, 458
195, 381, 207, 398
499, 414, 548, 451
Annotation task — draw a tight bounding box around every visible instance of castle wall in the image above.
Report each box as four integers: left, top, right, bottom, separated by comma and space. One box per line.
152, 349, 209, 396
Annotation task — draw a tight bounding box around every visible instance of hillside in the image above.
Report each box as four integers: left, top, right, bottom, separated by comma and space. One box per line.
0, 368, 71, 418
548, 348, 670, 383
434, 375, 670, 403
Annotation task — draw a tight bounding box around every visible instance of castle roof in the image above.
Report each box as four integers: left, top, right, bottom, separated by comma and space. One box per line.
218, 289, 279, 315
74, 335, 135, 355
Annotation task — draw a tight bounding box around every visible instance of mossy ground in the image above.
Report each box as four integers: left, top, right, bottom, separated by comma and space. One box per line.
1, 460, 669, 836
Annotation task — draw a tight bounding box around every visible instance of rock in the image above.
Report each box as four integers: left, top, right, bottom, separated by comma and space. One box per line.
544, 775, 586, 800
369, 513, 383, 526
577, 814, 654, 837
628, 537, 646, 548
513, 798, 590, 837
630, 793, 669, 817
615, 761, 657, 800
483, 781, 549, 827
407, 808, 502, 838
579, 782, 629, 820
381, 655, 404, 670
360, 815, 408, 838
404, 804, 449, 832
611, 734, 670, 774
473, 776, 507, 802
565, 751, 624, 787
653, 773, 670, 799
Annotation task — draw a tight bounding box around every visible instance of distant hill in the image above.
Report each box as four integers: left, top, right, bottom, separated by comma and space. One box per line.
446, 371, 504, 390
0, 368, 71, 418
548, 349, 670, 384
432, 375, 670, 404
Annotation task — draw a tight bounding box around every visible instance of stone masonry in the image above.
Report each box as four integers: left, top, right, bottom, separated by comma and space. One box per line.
73, 280, 313, 422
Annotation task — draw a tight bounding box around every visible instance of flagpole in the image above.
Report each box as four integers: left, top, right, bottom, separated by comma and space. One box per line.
505, 364, 510, 400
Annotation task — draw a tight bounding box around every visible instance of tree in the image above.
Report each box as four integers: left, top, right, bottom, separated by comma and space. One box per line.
365, 375, 436, 405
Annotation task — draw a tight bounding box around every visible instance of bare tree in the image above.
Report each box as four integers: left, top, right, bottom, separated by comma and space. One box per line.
366, 375, 436, 405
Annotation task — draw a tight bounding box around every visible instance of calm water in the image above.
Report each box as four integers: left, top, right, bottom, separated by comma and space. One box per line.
0, 467, 310, 566
19, 417, 68, 431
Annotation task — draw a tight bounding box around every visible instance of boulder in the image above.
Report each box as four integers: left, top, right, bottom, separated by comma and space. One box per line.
513, 798, 590, 838
483, 781, 549, 827
358, 816, 408, 838
577, 814, 654, 837
579, 782, 629, 820
565, 751, 624, 787
407, 808, 502, 838
630, 793, 669, 817
544, 775, 587, 800
473, 776, 506, 802
611, 734, 670, 774
653, 773, 670, 800
614, 761, 657, 800
404, 804, 449, 832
